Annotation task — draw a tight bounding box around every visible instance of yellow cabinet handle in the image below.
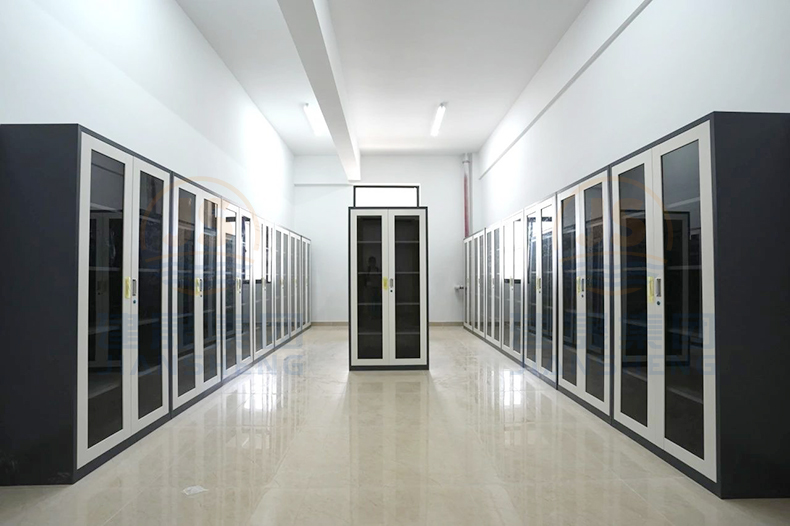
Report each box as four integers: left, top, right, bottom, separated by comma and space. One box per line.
124, 277, 132, 299
576, 277, 581, 294
195, 277, 200, 295
648, 276, 655, 303
382, 276, 388, 290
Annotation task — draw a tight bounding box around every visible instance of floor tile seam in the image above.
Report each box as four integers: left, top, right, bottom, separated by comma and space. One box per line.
97, 483, 149, 526
618, 476, 679, 526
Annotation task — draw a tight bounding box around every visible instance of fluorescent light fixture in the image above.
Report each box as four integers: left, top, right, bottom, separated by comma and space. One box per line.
430, 103, 447, 137
303, 102, 330, 136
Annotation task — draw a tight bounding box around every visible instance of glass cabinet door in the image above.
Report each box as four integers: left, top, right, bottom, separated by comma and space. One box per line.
560, 194, 579, 387
583, 180, 608, 406
503, 222, 513, 351
290, 233, 297, 334
305, 240, 311, 326
525, 212, 538, 367
223, 205, 238, 373
176, 189, 198, 397
282, 232, 293, 338
296, 236, 302, 331
389, 210, 426, 363
465, 240, 472, 328
274, 229, 283, 343
353, 211, 387, 364
653, 122, 715, 480
265, 224, 274, 347
469, 239, 476, 329
477, 233, 485, 335
78, 136, 134, 467
493, 226, 502, 344
513, 217, 523, 359
240, 211, 253, 364
486, 230, 493, 338
539, 203, 556, 379
613, 151, 657, 440
131, 160, 169, 432
202, 199, 220, 385
254, 220, 264, 357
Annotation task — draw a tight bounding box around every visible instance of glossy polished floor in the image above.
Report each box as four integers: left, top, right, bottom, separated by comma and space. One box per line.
2, 326, 790, 525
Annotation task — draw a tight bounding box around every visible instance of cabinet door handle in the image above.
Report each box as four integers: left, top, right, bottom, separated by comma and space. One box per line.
655, 278, 661, 298
132, 279, 137, 297
199, 278, 204, 295
648, 276, 655, 303
580, 278, 585, 293
237, 277, 241, 294
125, 277, 132, 299
576, 277, 581, 294
390, 278, 394, 290
195, 277, 200, 295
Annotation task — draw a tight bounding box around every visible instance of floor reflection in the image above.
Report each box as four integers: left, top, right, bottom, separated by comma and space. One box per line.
1, 327, 788, 525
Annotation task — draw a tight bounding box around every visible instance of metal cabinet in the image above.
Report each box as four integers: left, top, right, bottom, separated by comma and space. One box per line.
350, 208, 428, 369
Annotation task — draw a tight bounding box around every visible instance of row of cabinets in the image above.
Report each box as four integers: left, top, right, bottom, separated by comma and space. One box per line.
462, 113, 790, 499
0, 126, 312, 485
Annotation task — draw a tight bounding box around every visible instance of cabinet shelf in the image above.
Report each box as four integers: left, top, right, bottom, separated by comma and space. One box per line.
89, 325, 121, 336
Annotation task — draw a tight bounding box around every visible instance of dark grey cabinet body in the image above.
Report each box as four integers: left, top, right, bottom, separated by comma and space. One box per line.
0, 125, 82, 484
706, 113, 790, 498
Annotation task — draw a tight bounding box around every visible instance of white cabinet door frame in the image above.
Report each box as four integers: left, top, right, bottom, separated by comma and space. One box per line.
350, 209, 390, 367
612, 149, 660, 444
524, 206, 540, 371
652, 122, 717, 481
77, 134, 134, 468
130, 158, 170, 434
501, 211, 524, 361
305, 238, 312, 328
238, 207, 254, 369
387, 209, 428, 366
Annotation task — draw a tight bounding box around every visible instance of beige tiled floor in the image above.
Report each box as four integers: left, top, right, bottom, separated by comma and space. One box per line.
2, 326, 789, 525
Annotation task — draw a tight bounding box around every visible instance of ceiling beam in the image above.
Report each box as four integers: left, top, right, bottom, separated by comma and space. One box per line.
278, 0, 360, 181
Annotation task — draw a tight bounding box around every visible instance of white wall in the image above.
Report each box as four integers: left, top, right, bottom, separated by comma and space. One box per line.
473, 0, 790, 231
0, 0, 294, 226
294, 155, 465, 323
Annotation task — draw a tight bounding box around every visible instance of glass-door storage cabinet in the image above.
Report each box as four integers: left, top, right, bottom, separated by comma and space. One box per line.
172, 180, 222, 411
557, 172, 611, 415
0, 126, 172, 484
523, 197, 557, 384
349, 208, 429, 369
609, 113, 790, 498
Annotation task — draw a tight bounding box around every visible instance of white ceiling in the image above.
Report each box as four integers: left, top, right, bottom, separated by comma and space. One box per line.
330, 0, 589, 154
177, 0, 589, 156
176, 0, 335, 155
